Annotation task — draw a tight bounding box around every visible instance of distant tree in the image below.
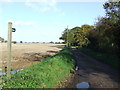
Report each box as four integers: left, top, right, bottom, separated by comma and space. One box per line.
55, 42, 58, 44
60, 25, 94, 47
60, 27, 77, 46
4, 40, 7, 43
20, 41, 23, 43
49, 41, 54, 43
58, 42, 61, 44
59, 28, 68, 43
55, 42, 61, 44
62, 42, 65, 44
12, 41, 17, 44
74, 27, 90, 47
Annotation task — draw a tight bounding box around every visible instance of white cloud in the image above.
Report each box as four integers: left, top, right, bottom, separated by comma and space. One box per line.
0, 0, 12, 2
0, 7, 2, 28
25, 0, 58, 12
57, 0, 108, 2
6, 20, 37, 26
0, 0, 110, 2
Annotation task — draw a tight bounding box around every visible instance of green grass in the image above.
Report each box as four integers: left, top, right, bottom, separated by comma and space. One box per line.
78, 47, 120, 69
3, 47, 75, 88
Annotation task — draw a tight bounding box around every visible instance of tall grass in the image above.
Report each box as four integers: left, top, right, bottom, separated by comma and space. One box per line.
3, 47, 75, 88
78, 47, 120, 69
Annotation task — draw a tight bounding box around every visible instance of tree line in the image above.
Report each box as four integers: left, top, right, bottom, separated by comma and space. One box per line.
60, 1, 120, 57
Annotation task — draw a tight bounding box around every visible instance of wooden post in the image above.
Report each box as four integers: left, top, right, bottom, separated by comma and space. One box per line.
7, 22, 12, 77
67, 25, 69, 47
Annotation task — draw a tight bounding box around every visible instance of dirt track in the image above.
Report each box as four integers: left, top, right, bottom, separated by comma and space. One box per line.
59, 48, 120, 88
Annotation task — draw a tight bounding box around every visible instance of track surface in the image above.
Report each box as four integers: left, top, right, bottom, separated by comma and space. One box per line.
63, 48, 120, 88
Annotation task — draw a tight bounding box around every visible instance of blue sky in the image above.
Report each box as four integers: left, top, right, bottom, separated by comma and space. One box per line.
0, 0, 106, 42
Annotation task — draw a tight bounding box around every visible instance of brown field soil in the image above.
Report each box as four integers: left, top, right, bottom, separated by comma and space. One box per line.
0, 43, 65, 70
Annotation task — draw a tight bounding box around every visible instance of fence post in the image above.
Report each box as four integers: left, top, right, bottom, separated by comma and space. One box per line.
7, 22, 12, 78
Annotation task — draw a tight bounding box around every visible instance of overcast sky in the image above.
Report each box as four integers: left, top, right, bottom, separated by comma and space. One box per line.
0, 0, 106, 42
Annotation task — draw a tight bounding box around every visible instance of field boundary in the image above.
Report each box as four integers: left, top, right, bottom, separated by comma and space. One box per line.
2, 47, 75, 88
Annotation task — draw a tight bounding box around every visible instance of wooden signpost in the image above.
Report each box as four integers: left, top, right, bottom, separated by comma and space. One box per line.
7, 22, 12, 77
7, 22, 16, 78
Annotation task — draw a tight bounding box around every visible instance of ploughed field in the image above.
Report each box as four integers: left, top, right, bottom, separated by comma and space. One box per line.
0, 43, 65, 70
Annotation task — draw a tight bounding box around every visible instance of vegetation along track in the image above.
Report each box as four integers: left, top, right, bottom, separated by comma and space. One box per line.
63, 48, 120, 88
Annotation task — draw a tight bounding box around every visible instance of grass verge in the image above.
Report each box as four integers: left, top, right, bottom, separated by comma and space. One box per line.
2, 47, 75, 88
78, 47, 120, 69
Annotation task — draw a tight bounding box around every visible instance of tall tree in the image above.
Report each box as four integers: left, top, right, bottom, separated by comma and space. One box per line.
103, 1, 120, 21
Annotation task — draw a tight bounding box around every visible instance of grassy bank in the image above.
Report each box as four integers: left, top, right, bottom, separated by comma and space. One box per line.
3, 47, 75, 88
78, 47, 120, 69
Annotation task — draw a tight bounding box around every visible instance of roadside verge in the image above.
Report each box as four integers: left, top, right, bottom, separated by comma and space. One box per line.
78, 47, 120, 69
2, 47, 75, 88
